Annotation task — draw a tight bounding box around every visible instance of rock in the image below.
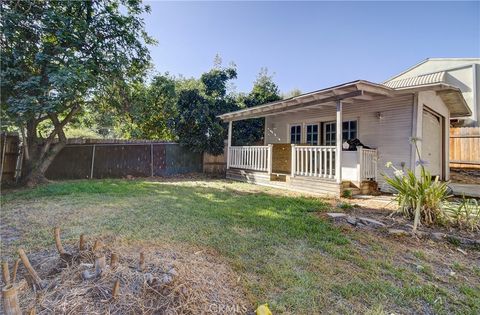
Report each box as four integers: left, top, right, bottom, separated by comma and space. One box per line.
326, 213, 347, 219
447, 235, 480, 248
358, 217, 386, 227
388, 229, 410, 237
356, 222, 367, 228
346, 216, 357, 226
431, 232, 446, 241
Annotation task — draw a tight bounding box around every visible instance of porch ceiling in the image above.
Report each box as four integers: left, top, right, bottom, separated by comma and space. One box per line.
218, 80, 393, 122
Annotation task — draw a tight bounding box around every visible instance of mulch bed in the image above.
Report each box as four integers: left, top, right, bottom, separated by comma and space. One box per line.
450, 168, 480, 185
2, 235, 250, 314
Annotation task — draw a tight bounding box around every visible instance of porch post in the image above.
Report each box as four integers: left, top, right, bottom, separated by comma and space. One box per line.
227, 121, 232, 169
335, 100, 343, 184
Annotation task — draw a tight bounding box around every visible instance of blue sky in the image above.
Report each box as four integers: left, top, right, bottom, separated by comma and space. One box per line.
142, 1, 480, 94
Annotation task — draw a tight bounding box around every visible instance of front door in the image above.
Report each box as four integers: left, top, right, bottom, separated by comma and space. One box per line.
421, 110, 442, 177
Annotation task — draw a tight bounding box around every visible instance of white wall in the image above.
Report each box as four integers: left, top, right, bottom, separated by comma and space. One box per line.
389, 59, 480, 126
264, 95, 415, 191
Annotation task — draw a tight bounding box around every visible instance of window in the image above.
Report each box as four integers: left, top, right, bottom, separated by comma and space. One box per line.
342, 120, 357, 141
306, 124, 319, 145
290, 125, 302, 144
324, 120, 358, 145
324, 122, 336, 146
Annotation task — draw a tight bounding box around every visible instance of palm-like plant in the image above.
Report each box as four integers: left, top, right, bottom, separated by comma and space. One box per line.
383, 139, 451, 232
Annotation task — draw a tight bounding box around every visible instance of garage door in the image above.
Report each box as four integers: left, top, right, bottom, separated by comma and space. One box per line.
422, 110, 442, 177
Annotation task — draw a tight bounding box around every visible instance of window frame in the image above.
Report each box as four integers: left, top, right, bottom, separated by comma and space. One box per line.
289, 124, 302, 144
323, 120, 358, 146
305, 123, 320, 145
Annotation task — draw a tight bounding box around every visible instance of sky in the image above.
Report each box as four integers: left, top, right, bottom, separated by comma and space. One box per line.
142, 1, 480, 94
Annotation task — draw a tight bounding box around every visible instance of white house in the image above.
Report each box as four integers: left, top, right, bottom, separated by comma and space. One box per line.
384, 58, 480, 127
219, 79, 471, 197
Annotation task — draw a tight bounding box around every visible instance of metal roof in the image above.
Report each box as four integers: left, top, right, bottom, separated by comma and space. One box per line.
384, 71, 446, 89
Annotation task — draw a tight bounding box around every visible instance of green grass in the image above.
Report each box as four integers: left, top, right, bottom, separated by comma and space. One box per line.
1, 179, 479, 314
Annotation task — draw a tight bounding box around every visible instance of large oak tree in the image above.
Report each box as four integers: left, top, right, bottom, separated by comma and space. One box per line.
1, 0, 153, 186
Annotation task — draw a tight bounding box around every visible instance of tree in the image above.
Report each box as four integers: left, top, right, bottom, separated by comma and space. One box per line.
171, 64, 238, 155
233, 68, 281, 145
1, 0, 153, 185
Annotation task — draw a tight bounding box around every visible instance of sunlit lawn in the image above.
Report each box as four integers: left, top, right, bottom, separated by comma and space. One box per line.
1, 179, 479, 314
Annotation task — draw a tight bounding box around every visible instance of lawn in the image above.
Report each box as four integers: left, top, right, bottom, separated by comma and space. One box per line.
1, 178, 479, 314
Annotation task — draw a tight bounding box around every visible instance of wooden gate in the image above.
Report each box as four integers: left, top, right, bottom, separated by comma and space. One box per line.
0, 133, 20, 184
450, 127, 480, 169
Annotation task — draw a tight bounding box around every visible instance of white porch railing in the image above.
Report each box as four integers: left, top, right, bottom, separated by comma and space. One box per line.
359, 147, 377, 181
291, 145, 336, 178
228, 145, 272, 172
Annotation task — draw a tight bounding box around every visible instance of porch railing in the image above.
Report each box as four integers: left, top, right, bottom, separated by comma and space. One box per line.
359, 147, 377, 181
228, 145, 272, 172
291, 145, 336, 178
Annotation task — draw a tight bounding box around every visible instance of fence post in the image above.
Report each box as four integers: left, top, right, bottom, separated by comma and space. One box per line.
150, 144, 154, 177
267, 144, 273, 174
357, 146, 363, 183
90, 144, 96, 179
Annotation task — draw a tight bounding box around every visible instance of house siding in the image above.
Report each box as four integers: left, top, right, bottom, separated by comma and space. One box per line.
264, 95, 415, 191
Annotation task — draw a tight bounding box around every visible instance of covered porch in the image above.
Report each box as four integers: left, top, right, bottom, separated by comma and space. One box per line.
219, 81, 392, 196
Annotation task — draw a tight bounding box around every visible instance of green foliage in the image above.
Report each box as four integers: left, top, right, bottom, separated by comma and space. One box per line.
383, 139, 450, 231
342, 189, 353, 199
442, 197, 480, 232
170, 63, 238, 155
233, 68, 281, 146
1, 0, 153, 182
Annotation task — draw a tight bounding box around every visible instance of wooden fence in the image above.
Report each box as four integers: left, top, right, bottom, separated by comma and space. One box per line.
449, 127, 480, 169
46, 141, 203, 180
0, 133, 20, 184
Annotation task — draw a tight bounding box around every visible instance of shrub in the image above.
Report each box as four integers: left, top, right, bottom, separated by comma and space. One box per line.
342, 189, 353, 199
442, 197, 480, 232
383, 138, 451, 232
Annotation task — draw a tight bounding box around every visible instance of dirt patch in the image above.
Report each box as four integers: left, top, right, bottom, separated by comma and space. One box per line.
3, 237, 250, 314
450, 168, 480, 185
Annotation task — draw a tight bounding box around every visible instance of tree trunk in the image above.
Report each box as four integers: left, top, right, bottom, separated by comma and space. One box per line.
21, 141, 66, 187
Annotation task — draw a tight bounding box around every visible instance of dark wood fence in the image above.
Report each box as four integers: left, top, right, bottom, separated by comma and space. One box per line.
46, 140, 203, 180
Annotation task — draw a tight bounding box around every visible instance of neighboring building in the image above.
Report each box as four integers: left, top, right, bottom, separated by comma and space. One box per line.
219, 79, 470, 197
384, 58, 480, 127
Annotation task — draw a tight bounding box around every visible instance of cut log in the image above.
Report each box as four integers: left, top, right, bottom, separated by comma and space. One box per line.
2, 284, 21, 315
82, 255, 107, 280
2, 261, 10, 286
11, 260, 20, 283
138, 252, 145, 271
79, 234, 86, 251
54, 227, 66, 255
17, 249, 46, 290
54, 227, 72, 261
95, 256, 106, 276
110, 253, 118, 269
112, 279, 120, 299
92, 240, 103, 252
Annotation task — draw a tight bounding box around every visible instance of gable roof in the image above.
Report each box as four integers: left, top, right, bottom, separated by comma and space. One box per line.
384, 58, 480, 83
